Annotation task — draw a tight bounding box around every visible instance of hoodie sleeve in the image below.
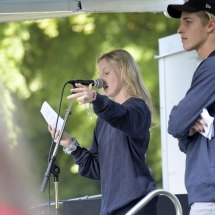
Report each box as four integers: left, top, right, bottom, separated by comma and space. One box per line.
92, 94, 151, 138
168, 58, 215, 139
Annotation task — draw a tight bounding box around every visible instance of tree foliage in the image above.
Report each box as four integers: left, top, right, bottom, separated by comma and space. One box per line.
0, 12, 179, 206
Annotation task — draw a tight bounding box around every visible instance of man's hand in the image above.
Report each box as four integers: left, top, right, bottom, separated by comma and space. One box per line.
189, 118, 207, 136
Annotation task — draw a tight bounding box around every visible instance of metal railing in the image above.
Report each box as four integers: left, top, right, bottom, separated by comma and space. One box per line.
125, 189, 183, 215
30, 189, 183, 215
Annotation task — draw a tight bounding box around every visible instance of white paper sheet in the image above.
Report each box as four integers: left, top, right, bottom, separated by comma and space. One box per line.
40, 101, 64, 130
199, 108, 214, 140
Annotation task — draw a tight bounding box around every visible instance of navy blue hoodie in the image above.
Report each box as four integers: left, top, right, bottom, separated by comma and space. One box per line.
72, 94, 156, 215
168, 50, 215, 206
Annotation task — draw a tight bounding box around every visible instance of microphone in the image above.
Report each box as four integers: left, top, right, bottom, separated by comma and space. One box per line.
68, 79, 103, 89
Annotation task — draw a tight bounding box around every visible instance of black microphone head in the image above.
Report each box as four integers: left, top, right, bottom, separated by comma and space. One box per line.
94, 79, 103, 89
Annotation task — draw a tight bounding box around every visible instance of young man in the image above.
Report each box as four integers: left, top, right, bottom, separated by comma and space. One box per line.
167, 0, 215, 214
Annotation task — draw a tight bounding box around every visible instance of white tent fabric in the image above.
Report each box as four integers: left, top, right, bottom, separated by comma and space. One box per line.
0, 0, 183, 22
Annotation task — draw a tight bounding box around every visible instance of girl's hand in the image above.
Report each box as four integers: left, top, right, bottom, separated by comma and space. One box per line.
67, 83, 95, 104
48, 124, 72, 148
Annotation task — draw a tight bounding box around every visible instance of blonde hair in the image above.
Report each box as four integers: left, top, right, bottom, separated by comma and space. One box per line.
197, 11, 215, 25
205, 11, 215, 21
97, 49, 156, 127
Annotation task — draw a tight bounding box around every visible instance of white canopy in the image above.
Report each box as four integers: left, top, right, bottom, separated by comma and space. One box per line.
0, 0, 183, 22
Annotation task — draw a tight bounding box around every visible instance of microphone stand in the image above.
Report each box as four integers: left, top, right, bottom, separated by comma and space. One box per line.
40, 98, 74, 215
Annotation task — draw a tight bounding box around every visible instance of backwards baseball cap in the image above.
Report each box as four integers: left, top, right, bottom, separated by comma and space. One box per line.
167, 0, 215, 18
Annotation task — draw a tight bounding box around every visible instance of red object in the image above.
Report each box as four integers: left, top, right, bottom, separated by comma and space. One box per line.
0, 204, 28, 215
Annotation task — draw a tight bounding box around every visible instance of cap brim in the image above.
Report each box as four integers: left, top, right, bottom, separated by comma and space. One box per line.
167, 5, 200, 18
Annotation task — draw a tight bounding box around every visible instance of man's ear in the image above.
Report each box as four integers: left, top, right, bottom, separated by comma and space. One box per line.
207, 20, 215, 33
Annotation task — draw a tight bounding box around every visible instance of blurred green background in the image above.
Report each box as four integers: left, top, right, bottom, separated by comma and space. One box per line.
0, 12, 179, 207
